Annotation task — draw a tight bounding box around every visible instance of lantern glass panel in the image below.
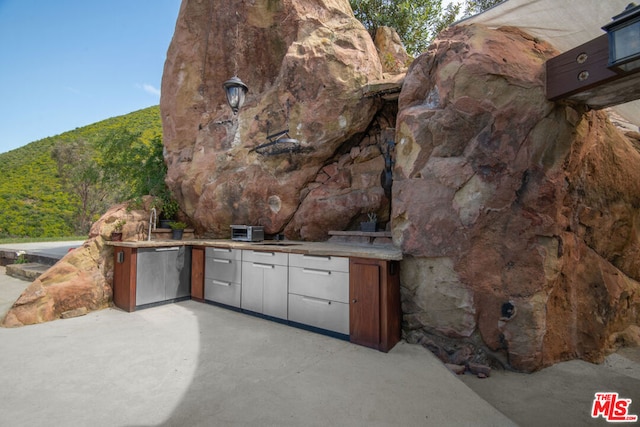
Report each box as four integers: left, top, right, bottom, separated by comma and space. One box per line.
611, 22, 640, 63
226, 86, 243, 110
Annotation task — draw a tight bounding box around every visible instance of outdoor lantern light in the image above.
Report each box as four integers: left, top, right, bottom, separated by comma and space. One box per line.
602, 2, 640, 73
223, 76, 248, 114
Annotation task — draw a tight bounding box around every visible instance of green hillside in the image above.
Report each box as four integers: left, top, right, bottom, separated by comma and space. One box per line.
0, 106, 163, 238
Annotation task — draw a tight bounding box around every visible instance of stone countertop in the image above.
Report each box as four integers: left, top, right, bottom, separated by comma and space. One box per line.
105, 239, 403, 261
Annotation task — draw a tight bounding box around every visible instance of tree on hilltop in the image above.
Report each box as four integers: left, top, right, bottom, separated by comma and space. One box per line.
350, 0, 502, 56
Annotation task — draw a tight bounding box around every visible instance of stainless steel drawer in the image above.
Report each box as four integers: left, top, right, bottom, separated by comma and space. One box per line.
289, 253, 349, 272
204, 278, 241, 308
205, 257, 242, 283
242, 250, 288, 266
289, 266, 349, 303
205, 247, 241, 261
288, 294, 349, 335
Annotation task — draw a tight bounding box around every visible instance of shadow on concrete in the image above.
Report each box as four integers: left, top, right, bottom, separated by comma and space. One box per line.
147, 301, 514, 426
0, 292, 515, 426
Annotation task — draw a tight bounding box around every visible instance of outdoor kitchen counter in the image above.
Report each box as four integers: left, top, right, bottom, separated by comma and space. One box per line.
106, 239, 403, 261
109, 238, 403, 351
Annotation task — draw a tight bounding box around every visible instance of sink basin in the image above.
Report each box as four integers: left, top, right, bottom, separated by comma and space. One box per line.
255, 242, 302, 246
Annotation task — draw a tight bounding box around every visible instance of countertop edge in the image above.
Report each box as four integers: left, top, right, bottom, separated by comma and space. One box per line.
105, 239, 403, 261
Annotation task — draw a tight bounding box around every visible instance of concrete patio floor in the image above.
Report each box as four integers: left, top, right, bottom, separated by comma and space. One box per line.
0, 267, 515, 427
1, 266, 639, 426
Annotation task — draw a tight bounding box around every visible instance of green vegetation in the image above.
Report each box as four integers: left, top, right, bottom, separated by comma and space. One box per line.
0, 106, 164, 239
350, 0, 502, 56
168, 221, 187, 230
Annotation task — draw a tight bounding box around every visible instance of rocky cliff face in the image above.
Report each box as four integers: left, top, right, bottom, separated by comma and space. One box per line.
395, 24, 640, 371
161, 0, 393, 239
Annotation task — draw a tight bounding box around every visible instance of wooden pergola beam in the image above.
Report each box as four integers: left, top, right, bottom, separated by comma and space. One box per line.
546, 34, 640, 109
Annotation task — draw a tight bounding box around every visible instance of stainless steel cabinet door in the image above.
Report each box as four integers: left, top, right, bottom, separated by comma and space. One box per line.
241, 261, 288, 320
136, 247, 191, 306
241, 261, 264, 313
262, 264, 288, 319
136, 248, 167, 305
166, 246, 191, 299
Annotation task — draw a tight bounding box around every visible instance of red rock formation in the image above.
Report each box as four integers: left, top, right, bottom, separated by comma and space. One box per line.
161, 0, 387, 239
395, 24, 640, 371
1, 200, 151, 327
375, 26, 412, 74
2, 0, 397, 328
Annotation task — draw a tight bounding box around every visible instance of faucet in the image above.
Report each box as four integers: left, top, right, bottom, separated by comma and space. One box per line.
148, 208, 157, 241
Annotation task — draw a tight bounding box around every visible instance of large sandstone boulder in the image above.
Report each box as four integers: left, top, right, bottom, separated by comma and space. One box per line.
395, 24, 640, 371
1, 200, 152, 327
161, 0, 385, 239
2, 0, 396, 327
375, 26, 412, 74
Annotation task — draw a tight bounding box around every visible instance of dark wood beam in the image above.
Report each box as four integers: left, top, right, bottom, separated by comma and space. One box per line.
546, 34, 640, 109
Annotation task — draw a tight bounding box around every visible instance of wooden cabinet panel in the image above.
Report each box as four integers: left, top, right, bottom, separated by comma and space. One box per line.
191, 247, 205, 301
350, 261, 380, 349
380, 260, 401, 352
349, 257, 401, 352
113, 247, 137, 312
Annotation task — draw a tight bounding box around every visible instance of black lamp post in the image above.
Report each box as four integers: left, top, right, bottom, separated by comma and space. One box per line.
223, 76, 248, 114
602, 2, 640, 73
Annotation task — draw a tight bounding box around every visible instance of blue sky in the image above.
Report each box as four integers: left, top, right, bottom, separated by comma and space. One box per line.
0, 0, 181, 154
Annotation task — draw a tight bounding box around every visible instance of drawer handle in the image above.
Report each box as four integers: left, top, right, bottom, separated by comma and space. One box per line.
213, 248, 232, 253
213, 259, 231, 264
302, 296, 331, 305
253, 251, 276, 256
303, 255, 331, 261
302, 268, 331, 276
156, 247, 180, 252
253, 263, 275, 269
212, 280, 231, 287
